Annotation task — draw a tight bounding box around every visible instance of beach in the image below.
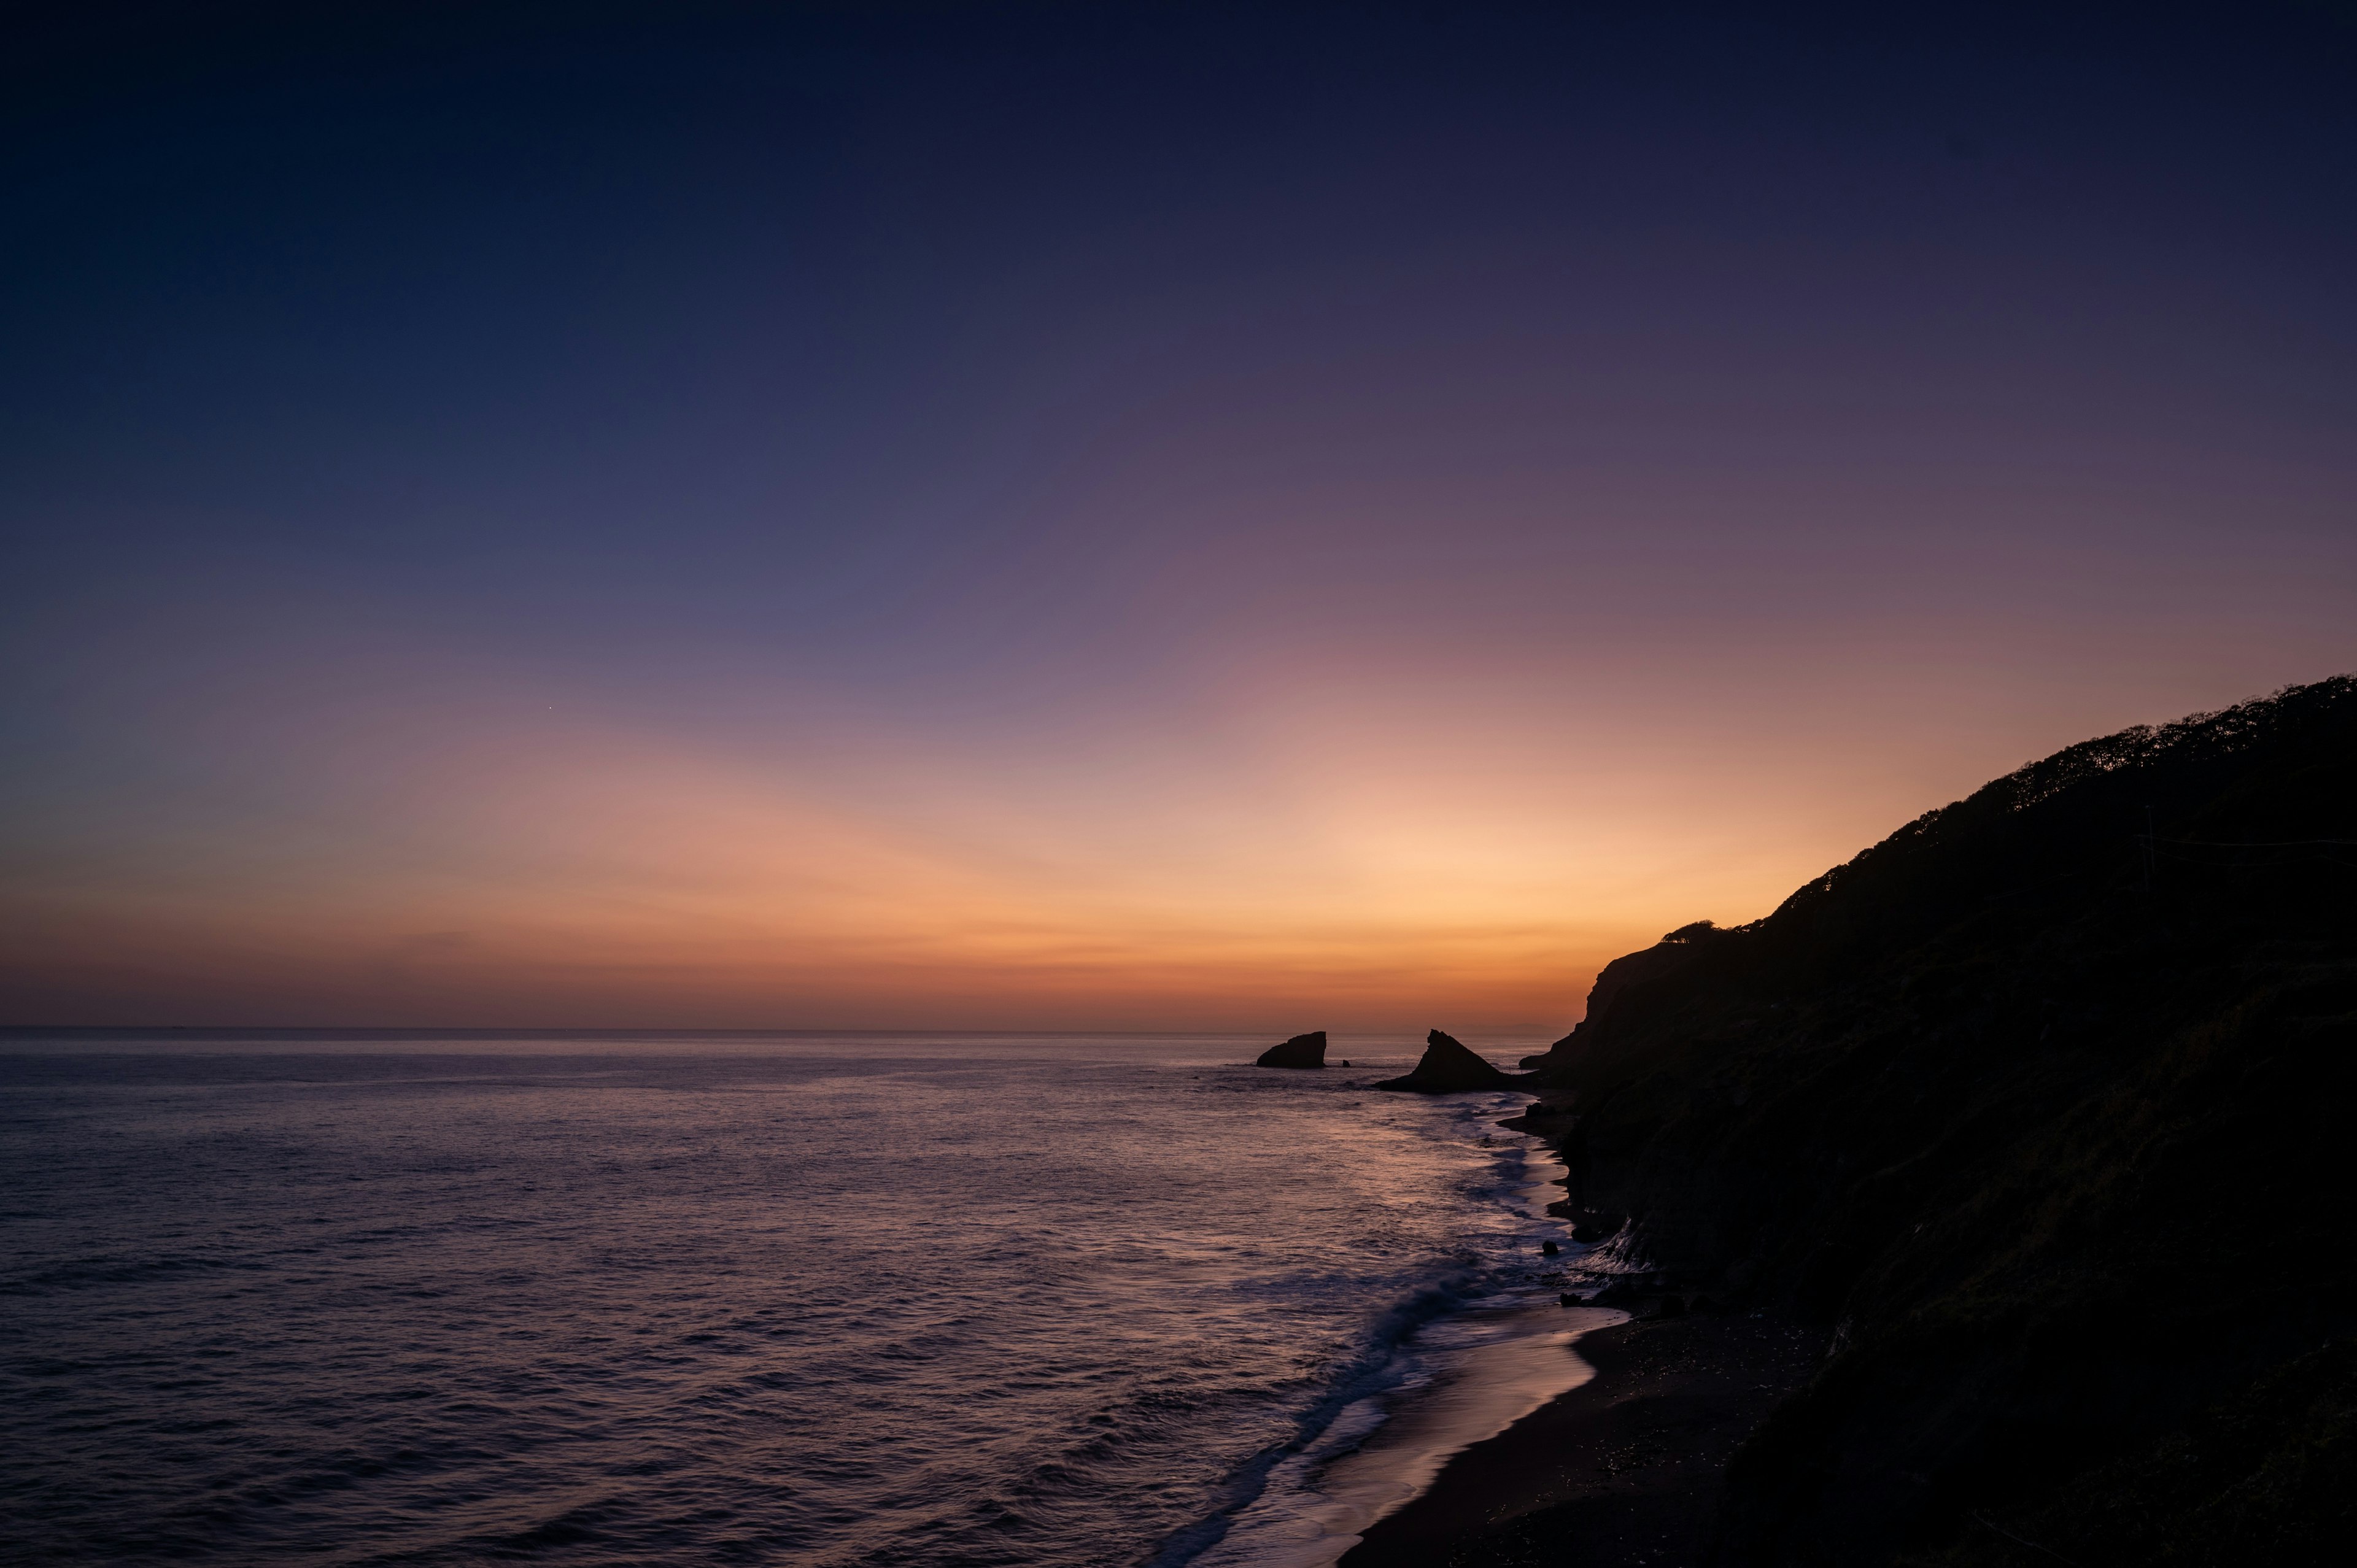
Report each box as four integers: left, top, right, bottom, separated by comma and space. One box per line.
1310, 1092, 1831, 1568
1342, 1310, 1830, 1567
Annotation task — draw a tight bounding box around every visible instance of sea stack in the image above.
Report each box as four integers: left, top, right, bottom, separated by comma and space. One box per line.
1373, 1029, 1521, 1092
1255, 1030, 1327, 1068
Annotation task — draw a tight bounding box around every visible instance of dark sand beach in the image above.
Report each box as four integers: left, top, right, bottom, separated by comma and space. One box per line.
1328, 1088, 1827, 1568
1343, 1311, 1829, 1568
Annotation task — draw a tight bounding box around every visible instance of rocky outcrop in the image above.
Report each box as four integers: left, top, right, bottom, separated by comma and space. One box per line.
1517, 676, 2357, 1565
1374, 1030, 1523, 1092
1255, 1030, 1327, 1068
1517, 932, 1714, 1068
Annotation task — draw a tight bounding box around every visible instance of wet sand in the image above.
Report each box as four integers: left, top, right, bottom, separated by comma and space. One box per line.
1337, 1310, 1830, 1568
1207, 1305, 1625, 1567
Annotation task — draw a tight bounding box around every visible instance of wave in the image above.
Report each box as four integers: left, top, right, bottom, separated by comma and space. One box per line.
1145, 1271, 1487, 1567
0, 1252, 267, 1297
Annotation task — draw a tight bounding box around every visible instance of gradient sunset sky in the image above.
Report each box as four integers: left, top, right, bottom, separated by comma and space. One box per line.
4, 3, 2352, 1032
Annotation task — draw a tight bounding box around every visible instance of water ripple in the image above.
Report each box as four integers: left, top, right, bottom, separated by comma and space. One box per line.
1, 1036, 1558, 1566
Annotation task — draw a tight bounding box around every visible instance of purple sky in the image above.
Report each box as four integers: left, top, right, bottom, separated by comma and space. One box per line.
4, 3, 2351, 1030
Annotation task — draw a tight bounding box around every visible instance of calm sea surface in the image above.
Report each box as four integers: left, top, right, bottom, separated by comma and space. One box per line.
0, 1032, 1588, 1566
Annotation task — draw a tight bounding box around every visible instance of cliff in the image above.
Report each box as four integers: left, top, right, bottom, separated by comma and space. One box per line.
1525, 676, 2357, 1565
1519, 933, 1709, 1068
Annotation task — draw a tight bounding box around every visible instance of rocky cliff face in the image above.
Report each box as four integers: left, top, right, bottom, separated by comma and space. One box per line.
1527, 676, 2357, 1565
1255, 1030, 1328, 1068
1519, 937, 1708, 1068
1374, 1029, 1524, 1093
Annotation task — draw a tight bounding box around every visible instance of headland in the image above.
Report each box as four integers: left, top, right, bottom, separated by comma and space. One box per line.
1342, 676, 2357, 1566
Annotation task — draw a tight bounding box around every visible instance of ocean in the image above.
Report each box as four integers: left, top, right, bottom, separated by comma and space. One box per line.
0, 1032, 1615, 1566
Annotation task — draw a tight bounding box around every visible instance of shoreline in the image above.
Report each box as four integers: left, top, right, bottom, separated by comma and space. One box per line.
1337, 1310, 1829, 1567
1191, 1091, 1612, 1568
1191, 1076, 1820, 1568
1205, 1303, 1625, 1568
1325, 1105, 1828, 1568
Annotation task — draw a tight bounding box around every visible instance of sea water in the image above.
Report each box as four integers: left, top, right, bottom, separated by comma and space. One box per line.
0, 1032, 1608, 1566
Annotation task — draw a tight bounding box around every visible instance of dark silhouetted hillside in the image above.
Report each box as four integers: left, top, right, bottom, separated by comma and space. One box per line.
1524, 676, 2357, 1566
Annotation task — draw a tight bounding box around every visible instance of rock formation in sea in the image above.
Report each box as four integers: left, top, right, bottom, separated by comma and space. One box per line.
1373, 1029, 1523, 1092
1255, 1030, 1327, 1068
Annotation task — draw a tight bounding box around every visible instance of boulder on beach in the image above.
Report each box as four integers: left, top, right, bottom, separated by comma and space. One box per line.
1373, 1030, 1522, 1092
1255, 1031, 1327, 1068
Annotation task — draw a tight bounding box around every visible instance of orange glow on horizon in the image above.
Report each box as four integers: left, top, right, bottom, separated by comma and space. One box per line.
13, 624, 2341, 1031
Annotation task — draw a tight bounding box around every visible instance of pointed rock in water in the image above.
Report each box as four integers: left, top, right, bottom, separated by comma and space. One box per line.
1255, 1030, 1327, 1068
1373, 1030, 1522, 1092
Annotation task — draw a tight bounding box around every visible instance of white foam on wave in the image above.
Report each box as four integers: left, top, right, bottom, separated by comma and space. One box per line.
1196, 1303, 1623, 1568
1177, 1103, 1629, 1568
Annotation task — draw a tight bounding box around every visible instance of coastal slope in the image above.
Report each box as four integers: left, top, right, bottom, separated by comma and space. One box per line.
1443, 677, 2356, 1565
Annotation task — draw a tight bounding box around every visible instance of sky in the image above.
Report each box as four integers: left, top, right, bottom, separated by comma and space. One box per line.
4, 2, 2353, 1033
